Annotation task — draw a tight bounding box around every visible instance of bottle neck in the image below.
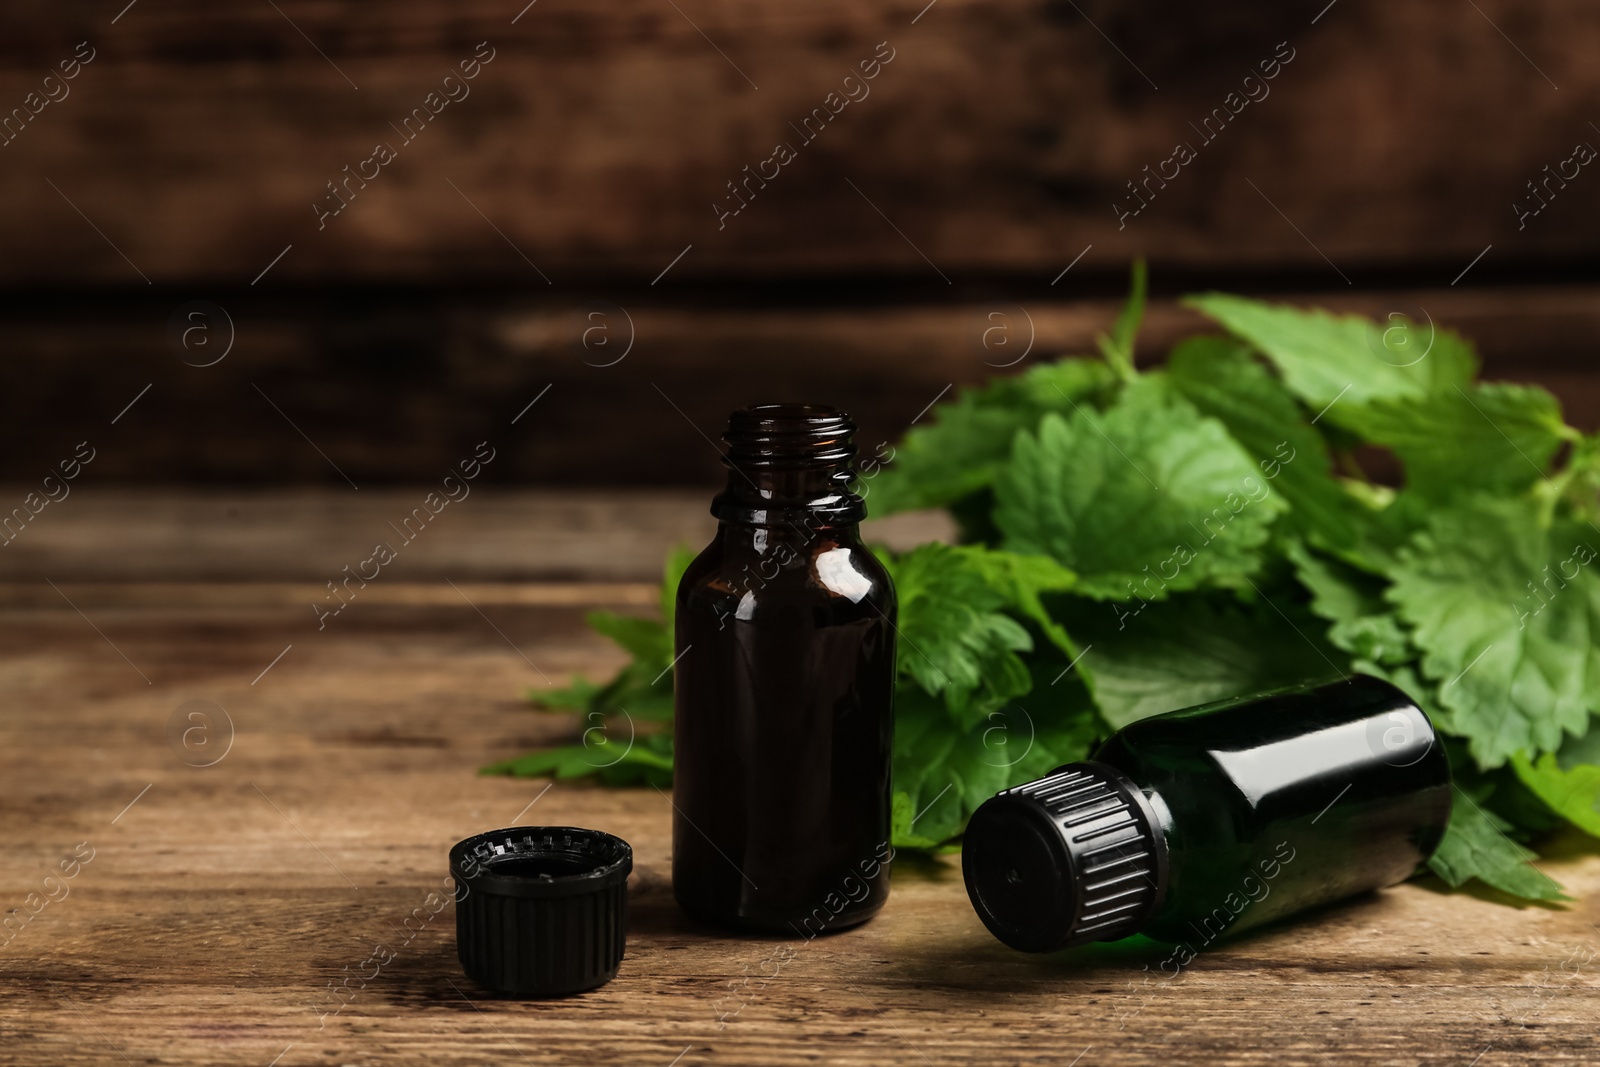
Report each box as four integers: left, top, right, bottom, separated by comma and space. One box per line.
711, 465, 865, 528
710, 404, 867, 527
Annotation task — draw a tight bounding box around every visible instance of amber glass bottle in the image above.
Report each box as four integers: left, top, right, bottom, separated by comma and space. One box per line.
672, 404, 896, 933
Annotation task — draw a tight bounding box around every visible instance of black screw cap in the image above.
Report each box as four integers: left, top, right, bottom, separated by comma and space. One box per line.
450, 826, 632, 996
963, 762, 1167, 952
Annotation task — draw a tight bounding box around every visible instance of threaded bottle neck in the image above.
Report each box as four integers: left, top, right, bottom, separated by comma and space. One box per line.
724, 404, 857, 468
712, 404, 866, 525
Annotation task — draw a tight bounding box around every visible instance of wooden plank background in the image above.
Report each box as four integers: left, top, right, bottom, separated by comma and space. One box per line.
1, 0, 1597, 283
3, 1, 1599, 484
5, 284, 1600, 486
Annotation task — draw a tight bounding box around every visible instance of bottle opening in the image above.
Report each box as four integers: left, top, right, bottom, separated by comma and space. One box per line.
724, 403, 856, 468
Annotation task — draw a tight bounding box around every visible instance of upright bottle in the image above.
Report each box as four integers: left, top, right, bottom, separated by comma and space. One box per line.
963, 675, 1453, 952
673, 404, 896, 933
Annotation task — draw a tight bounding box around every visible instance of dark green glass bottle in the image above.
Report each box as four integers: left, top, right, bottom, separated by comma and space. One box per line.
962, 674, 1452, 952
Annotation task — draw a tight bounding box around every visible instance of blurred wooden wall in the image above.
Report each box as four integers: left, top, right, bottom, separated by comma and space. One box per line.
3, 0, 1599, 485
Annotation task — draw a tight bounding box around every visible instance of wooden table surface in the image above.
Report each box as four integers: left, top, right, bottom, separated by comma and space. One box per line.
3, 490, 1597, 1067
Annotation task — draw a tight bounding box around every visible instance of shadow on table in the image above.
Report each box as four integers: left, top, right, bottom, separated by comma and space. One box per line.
373, 868, 805, 1010
884, 888, 1439, 999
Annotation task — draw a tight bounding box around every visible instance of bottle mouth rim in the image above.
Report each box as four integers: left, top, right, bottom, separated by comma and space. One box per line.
730, 402, 849, 427
723, 402, 857, 470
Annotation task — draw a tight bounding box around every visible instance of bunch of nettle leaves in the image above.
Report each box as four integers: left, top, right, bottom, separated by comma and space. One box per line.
488, 266, 1600, 903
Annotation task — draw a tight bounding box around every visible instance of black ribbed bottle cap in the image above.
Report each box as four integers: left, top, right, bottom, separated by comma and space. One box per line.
963, 762, 1167, 952
450, 826, 631, 996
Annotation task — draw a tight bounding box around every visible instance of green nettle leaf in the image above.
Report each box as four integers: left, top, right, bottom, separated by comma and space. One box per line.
1333, 489, 1443, 577
890, 688, 988, 848
523, 613, 675, 723
1552, 725, 1600, 765
503, 547, 693, 782
483, 731, 674, 788
531, 544, 696, 724
1286, 540, 1412, 666
890, 791, 945, 851
558, 611, 676, 722
1050, 591, 1346, 730
1511, 725, 1600, 837
1562, 434, 1600, 522
1427, 791, 1568, 901
1350, 382, 1574, 501
883, 543, 1075, 730
867, 359, 1117, 514
587, 611, 671, 664
994, 379, 1288, 600
1166, 335, 1365, 549
535, 674, 603, 714
1387, 498, 1600, 767
890, 674, 1100, 848
958, 548, 1080, 657
1185, 294, 1476, 421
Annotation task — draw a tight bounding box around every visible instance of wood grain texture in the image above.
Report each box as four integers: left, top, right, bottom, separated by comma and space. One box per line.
0, 489, 953, 582
0, 1, 1597, 282
3, 285, 1598, 487
0, 493, 1598, 1065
